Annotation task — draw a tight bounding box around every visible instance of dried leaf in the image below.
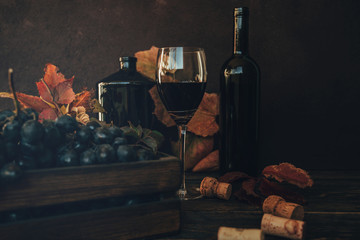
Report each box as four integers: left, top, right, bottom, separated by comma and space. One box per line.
148, 85, 176, 127
39, 108, 58, 121
53, 77, 76, 104
70, 90, 94, 112
192, 150, 219, 172
134, 46, 159, 80
36, 81, 53, 104
187, 93, 219, 137
171, 132, 214, 170
0, 92, 50, 113
143, 129, 164, 149
43, 63, 67, 88
90, 99, 106, 113
140, 136, 158, 153
218, 171, 251, 183
257, 178, 306, 205
233, 178, 263, 206
262, 162, 314, 188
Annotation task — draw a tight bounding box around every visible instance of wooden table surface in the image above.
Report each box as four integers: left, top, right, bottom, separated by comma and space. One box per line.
158, 171, 360, 240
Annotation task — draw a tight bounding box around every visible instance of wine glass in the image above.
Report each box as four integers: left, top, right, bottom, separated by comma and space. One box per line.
156, 47, 207, 200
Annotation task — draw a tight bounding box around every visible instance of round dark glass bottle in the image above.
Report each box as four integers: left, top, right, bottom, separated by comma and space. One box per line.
97, 57, 155, 128
219, 7, 260, 175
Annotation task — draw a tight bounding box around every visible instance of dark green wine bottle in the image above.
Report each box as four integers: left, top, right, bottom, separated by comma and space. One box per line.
219, 7, 260, 175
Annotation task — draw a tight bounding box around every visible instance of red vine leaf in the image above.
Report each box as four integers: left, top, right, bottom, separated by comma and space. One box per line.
53, 77, 75, 104
218, 171, 251, 183
43, 63, 67, 88
257, 178, 306, 205
0, 92, 50, 113
192, 150, 219, 172
171, 133, 214, 170
149, 85, 176, 127
39, 108, 58, 121
36, 81, 53, 103
262, 162, 314, 189
233, 178, 262, 206
70, 90, 94, 112
134, 46, 158, 80
17, 93, 51, 112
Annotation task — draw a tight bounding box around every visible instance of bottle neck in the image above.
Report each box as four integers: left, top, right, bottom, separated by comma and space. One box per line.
233, 12, 249, 56
119, 57, 137, 72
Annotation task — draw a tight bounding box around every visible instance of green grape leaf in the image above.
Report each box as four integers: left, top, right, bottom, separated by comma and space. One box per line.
140, 136, 158, 153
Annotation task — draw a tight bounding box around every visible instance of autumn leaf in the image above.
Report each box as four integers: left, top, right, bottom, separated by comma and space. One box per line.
43, 63, 67, 88
262, 162, 314, 189
257, 178, 306, 205
218, 171, 251, 183
171, 132, 214, 170
70, 90, 94, 112
53, 77, 75, 104
0, 92, 50, 113
233, 178, 263, 206
148, 85, 176, 127
134, 46, 159, 80
192, 150, 219, 172
39, 108, 58, 121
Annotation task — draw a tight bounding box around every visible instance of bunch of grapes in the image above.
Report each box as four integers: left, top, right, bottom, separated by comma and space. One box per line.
0, 108, 157, 183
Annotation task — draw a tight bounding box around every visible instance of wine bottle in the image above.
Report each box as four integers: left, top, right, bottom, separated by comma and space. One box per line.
219, 7, 260, 175
97, 57, 155, 128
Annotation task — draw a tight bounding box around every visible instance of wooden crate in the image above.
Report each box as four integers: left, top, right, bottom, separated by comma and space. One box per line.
0, 156, 181, 239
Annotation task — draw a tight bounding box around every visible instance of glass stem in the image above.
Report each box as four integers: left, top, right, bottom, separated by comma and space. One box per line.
178, 124, 187, 199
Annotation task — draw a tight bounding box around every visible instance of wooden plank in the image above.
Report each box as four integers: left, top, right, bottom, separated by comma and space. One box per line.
0, 200, 180, 240
0, 157, 180, 211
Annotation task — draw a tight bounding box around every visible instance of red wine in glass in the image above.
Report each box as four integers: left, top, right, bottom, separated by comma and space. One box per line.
156, 47, 207, 200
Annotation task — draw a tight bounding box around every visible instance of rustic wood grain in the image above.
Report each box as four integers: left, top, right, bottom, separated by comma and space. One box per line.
158, 171, 360, 239
0, 157, 180, 211
0, 200, 180, 240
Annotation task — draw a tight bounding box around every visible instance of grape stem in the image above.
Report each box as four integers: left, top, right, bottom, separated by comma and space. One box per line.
40, 78, 63, 116
8, 68, 21, 116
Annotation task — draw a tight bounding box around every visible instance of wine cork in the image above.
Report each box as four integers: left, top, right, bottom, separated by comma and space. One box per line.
262, 195, 304, 220
218, 227, 264, 240
261, 214, 305, 240
200, 177, 232, 200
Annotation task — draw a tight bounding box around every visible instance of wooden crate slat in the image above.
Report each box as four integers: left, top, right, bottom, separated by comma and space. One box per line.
0, 200, 180, 240
0, 157, 180, 211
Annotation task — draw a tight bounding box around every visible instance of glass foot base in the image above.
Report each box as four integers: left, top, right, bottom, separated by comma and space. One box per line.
176, 188, 203, 201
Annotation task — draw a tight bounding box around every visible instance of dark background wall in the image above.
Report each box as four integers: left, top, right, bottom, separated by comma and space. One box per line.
1, 0, 359, 170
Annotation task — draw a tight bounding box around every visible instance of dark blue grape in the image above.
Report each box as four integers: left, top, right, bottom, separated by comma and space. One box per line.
86, 121, 101, 131
80, 148, 97, 165
108, 126, 124, 139
93, 127, 113, 144
37, 148, 55, 168
75, 126, 92, 144
57, 149, 79, 167
5, 142, 19, 160
55, 115, 79, 134
2, 119, 21, 142
18, 108, 38, 122
136, 148, 155, 161
0, 109, 14, 126
116, 145, 136, 162
43, 120, 63, 148
73, 141, 88, 153
21, 120, 44, 144
0, 162, 23, 183
112, 137, 127, 150
20, 142, 44, 157
96, 144, 116, 164
23, 108, 39, 120
18, 155, 37, 170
